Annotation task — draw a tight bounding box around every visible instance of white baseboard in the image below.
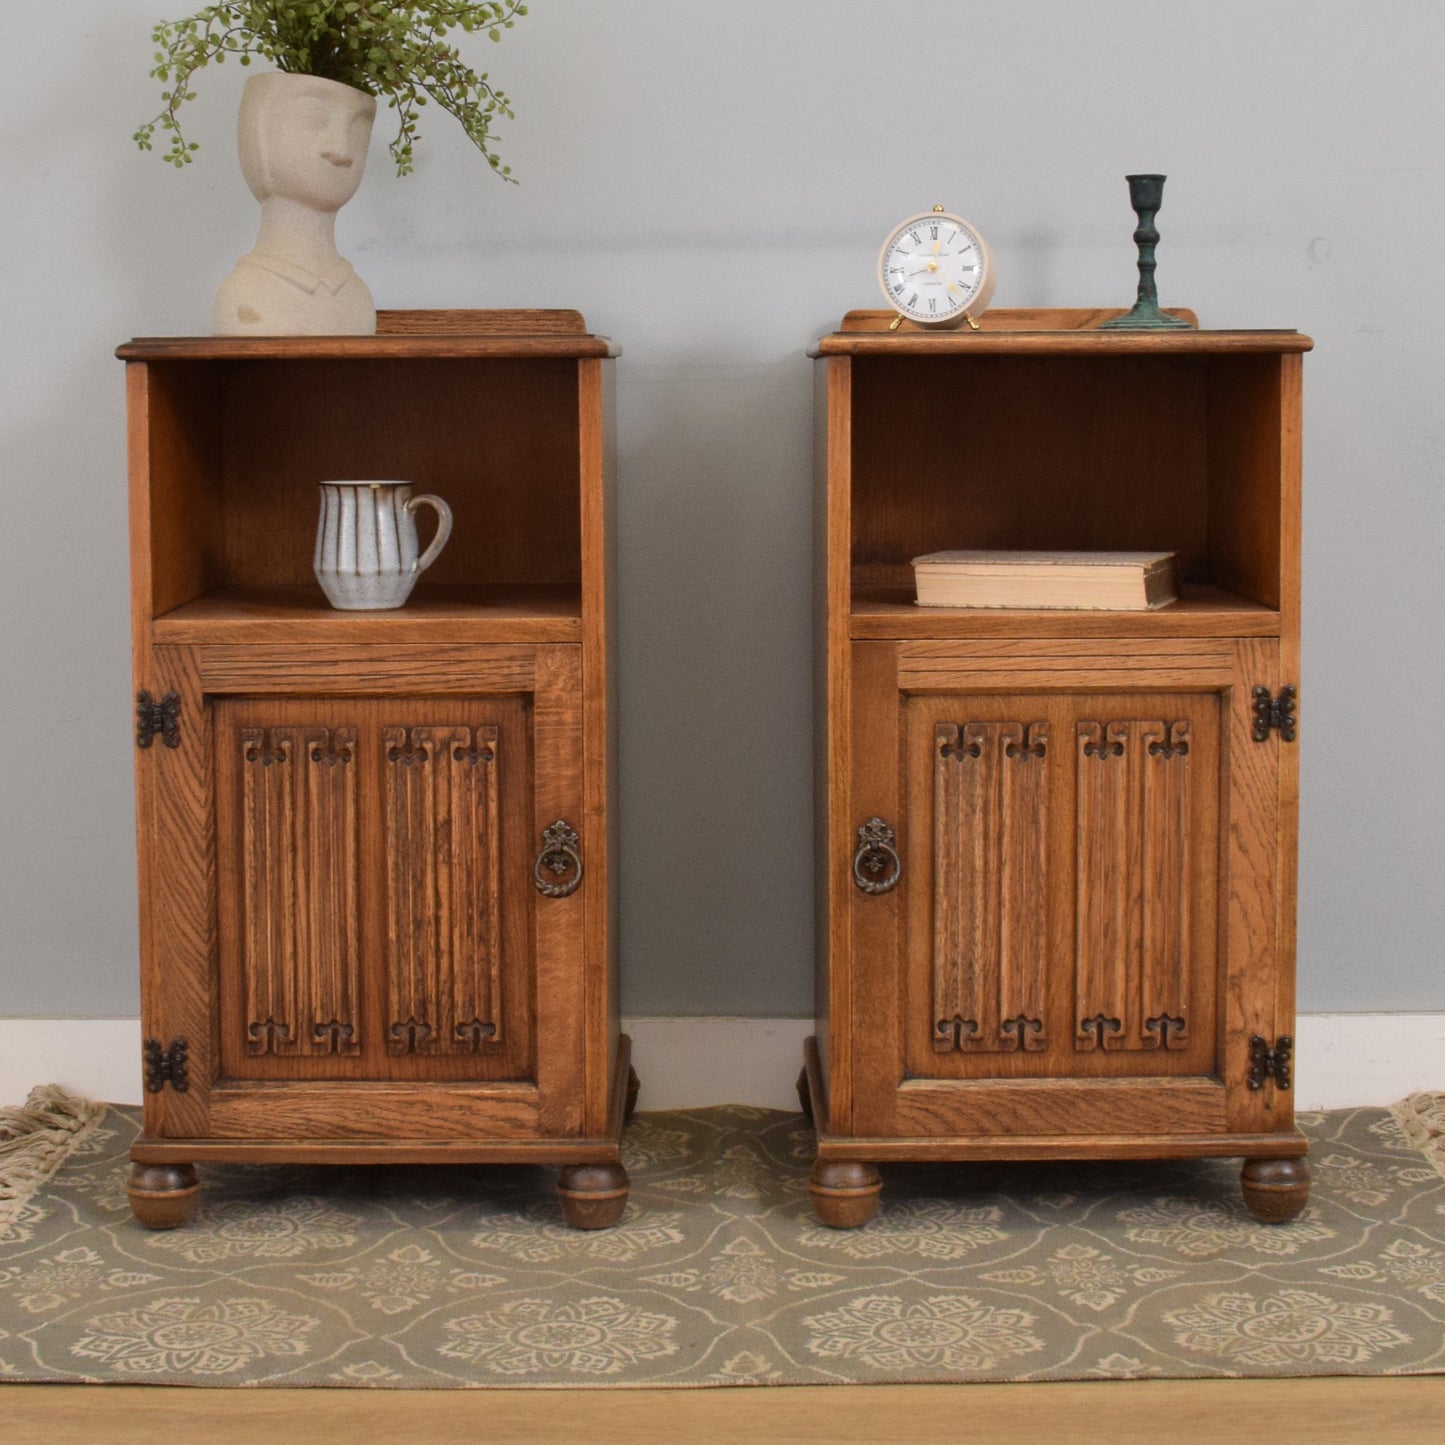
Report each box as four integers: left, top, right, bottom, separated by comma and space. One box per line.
1, 1014, 1439, 1113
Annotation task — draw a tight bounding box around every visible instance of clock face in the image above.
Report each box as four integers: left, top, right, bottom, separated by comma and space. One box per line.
878, 210, 995, 327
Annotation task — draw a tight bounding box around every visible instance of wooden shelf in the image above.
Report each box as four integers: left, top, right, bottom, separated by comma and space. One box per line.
811, 308, 1312, 357
153, 584, 583, 645
118, 308, 617, 362
849, 582, 1280, 639
118, 334, 618, 362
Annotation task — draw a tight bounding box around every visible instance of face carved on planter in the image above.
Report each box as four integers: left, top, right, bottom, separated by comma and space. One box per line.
214, 72, 379, 335
238, 74, 376, 213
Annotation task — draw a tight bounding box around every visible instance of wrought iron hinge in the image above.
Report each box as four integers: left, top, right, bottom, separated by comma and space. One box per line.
1252, 685, 1297, 742
136, 690, 181, 749
1247, 1034, 1293, 1091
142, 1036, 190, 1093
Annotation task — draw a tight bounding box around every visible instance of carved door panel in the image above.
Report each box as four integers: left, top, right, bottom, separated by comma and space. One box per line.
213, 697, 533, 1084
849, 638, 1285, 1141
140, 644, 586, 1143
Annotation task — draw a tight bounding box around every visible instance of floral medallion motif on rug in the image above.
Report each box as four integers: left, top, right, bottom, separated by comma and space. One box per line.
1, 1102, 1442, 1386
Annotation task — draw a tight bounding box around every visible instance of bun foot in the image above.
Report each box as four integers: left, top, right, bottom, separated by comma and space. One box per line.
624, 1066, 641, 1124
1240, 1156, 1311, 1223
557, 1162, 629, 1230
796, 1066, 814, 1124
127, 1162, 200, 1230
808, 1159, 881, 1228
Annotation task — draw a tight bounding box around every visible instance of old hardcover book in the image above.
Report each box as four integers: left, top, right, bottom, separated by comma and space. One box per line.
912, 550, 1179, 610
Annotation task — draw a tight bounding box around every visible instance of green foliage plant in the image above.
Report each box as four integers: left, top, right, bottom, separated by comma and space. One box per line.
135, 1, 528, 178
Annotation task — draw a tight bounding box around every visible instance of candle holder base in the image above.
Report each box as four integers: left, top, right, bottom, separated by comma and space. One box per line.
1100, 304, 1193, 331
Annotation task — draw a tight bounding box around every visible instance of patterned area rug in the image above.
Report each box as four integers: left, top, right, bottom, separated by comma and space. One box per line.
1, 1097, 1443, 1387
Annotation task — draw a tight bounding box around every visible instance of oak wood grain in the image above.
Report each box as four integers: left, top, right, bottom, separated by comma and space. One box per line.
533, 645, 589, 1138
817, 356, 853, 1130
154, 584, 583, 645
10, 1377, 1443, 1445
850, 581, 1280, 639
145, 645, 216, 1142
376, 308, 587, 335
578, 359, 618, 1137
809, 311, 1306, 1208
812, 307, 1310, 356
195, 643, 538, 695
836, 305, 1203, 333
893, 1076, 1227, 1137
124, 314, 622, 1205
205, 1084, 539, 1140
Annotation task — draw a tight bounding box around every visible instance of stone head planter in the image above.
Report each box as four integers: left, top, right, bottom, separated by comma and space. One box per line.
212, 72, 378, 336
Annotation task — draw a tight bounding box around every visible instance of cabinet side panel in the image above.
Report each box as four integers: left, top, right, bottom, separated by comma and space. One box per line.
815, 358, 852, 1120
1275, 354, 1303, 1036
849, 641, 903, 1136
1224, 639, 1289, 1132
578, 359, 618, 1131
144, 646, 215, 1139
1206, 355, 1283, 608
534, 646, 588, 1135
141, 364, 226, 618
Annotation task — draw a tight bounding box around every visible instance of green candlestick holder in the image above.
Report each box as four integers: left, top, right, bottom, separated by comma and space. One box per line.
1101, 173, 1193, 330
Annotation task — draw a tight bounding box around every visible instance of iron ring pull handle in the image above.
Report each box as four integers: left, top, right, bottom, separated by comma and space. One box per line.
534, 819, 583, 898
853, 817, 901, 895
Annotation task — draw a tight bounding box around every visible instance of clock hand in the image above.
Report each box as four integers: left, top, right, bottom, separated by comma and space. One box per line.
925, 258, 975, 298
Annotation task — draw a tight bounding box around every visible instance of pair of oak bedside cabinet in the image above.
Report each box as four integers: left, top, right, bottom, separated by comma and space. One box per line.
119, 307, 1311, 1233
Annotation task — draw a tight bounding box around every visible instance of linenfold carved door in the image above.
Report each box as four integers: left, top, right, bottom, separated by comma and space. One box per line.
142, 642, 585, 1143
848, 636, 1284, 1141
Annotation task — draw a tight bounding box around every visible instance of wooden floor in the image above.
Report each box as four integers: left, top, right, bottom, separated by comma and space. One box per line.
4, 1377, 1443, 1443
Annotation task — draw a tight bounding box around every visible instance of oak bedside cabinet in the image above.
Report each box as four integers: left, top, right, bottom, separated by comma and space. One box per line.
801, 308, 1311, 1228
120, 310, 634, 1230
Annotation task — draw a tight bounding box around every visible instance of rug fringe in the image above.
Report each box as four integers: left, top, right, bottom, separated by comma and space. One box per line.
0, 1084, 106, 1228
1390, 1091, 1445, 1182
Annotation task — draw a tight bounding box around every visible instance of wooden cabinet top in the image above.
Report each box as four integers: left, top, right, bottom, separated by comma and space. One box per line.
117, 308, 618, 362
810, 309, 1312, 357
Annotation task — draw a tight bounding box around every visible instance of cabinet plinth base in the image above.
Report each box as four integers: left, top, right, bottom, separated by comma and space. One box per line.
127, 1163, 200, 1230
1240, 1156, 1312, 1223
801, 1038, 1310, 1225
128, 1038, 634, 1230
808, 1159, 882, 1228
557, 1162, 631, 1229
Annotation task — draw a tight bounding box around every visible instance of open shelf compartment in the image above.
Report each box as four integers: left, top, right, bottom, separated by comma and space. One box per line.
132, 352, 586, 641
843, 344, 1301, 638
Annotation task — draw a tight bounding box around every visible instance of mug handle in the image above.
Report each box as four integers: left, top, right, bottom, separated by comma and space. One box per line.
405, 494, 453, 575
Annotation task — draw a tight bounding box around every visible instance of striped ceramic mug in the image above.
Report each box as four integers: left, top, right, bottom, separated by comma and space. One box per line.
313, 481, 453, 610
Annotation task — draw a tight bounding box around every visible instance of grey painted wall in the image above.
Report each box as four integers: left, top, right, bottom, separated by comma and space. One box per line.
2, 1, 1441, 1018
